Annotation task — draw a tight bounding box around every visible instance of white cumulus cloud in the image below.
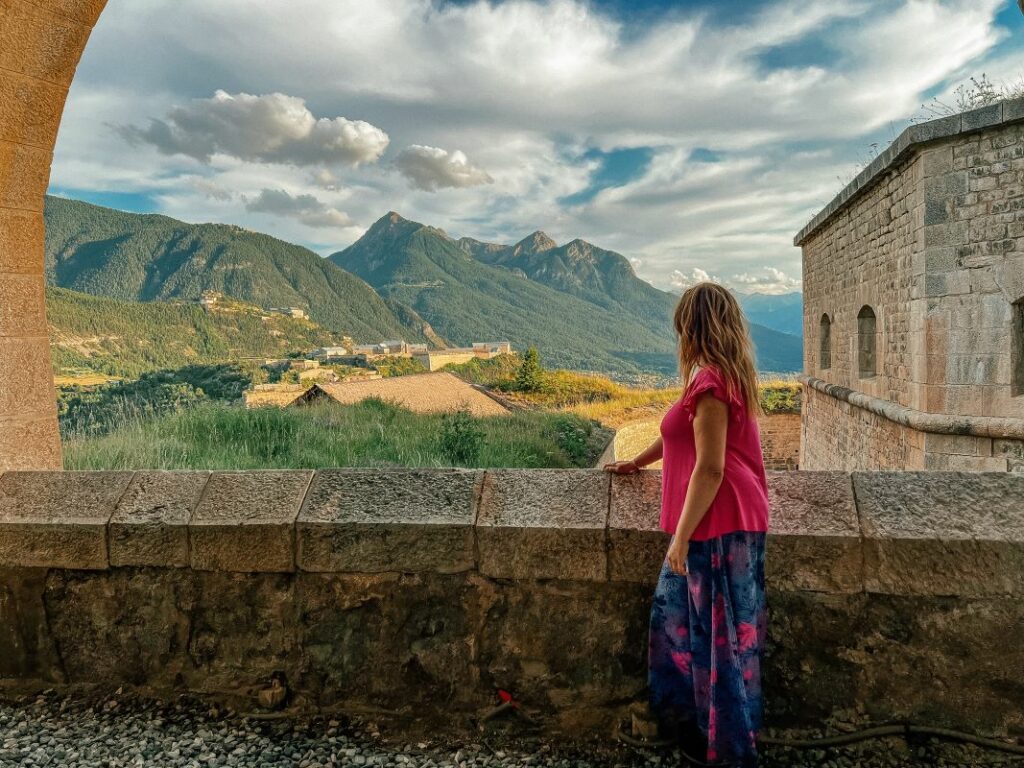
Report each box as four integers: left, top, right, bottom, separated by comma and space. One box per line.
394, 145, 493, 191
120, 90, 389, 168
730, 267, 802, 295
244, 188, 352, 228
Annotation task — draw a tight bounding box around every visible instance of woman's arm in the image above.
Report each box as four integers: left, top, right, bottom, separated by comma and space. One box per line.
666, 394, 728, 575
603, 436, 663, 474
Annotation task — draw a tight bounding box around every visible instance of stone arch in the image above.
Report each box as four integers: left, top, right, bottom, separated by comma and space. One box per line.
0, 1, 106, 470
857, 305, 877, 379
819, 312, 831, 371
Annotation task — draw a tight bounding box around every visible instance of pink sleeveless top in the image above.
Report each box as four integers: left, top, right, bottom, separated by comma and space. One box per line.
659, 366, 770, 540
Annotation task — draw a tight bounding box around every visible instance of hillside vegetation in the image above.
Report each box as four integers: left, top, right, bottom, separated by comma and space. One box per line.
44, 196, 425, 343
47, 286, 346, 378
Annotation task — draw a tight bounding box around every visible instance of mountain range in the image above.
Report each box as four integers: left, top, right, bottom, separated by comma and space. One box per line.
44, 196, 803, 374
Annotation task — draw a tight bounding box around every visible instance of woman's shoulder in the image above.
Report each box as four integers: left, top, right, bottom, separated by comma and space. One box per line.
683, 365, 746, 420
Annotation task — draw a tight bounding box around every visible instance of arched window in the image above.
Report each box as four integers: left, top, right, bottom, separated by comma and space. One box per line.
1013, 298, 1024, 396
858, 305, 877, 378
819, 313, 832, 370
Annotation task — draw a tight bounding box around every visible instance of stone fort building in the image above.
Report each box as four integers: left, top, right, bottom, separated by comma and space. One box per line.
797, 100, 1024, 473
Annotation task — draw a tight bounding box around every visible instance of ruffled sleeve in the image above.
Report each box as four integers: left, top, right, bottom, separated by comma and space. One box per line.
679, 367, 746, 423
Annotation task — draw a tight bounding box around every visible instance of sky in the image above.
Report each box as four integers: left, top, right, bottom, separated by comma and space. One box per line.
49, 0, 1024, 295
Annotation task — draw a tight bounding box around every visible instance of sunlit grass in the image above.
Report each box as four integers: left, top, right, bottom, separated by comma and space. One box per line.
62, 398, 612, 470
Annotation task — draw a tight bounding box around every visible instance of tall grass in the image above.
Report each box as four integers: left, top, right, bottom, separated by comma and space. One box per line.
62, 398, 612, 470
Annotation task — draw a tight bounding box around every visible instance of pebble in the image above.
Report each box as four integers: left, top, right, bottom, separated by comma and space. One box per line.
0, 691, 1018, 768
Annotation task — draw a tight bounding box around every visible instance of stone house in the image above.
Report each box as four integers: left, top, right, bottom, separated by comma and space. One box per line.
797, 99, 1024, 472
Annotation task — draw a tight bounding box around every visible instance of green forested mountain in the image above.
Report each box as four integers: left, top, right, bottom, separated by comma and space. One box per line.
333, 213, 803, 373
47, 286, 348, 378
331, 213, 680, 373
44, 196, 422, 343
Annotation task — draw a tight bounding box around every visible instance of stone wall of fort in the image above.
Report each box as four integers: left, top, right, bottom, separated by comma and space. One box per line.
797, 101, 1024, 471
2, 468, 1021, 740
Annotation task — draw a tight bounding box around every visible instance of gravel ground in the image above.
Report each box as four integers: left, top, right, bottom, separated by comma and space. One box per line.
0, 690, 1021, 768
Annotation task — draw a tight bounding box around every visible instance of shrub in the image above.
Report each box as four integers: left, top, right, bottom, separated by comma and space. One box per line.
515, 346, 545, 392
551, 413, 594, 464
438, 408, 485, 465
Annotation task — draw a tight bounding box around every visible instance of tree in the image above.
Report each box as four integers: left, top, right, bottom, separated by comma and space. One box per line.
515, 346, 544, 392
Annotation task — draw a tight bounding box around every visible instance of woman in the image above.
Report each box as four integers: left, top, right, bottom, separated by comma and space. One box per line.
605, 282, 769, 768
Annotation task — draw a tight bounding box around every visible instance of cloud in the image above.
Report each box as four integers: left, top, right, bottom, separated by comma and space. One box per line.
244, 188, 352, 228
730, 267, 802, 295
670, 268, 719, 290
191, 178, 233, 201
394, 145, 493, 191
120, 90, 389, 167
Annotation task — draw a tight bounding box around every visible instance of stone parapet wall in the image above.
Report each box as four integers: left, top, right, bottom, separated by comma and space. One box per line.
1, 468, 1022, 738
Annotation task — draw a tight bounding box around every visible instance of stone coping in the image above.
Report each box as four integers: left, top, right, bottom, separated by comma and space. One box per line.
802, 376, 1024, 439
793, 97, 1024, 246
0, 468, 1021, 597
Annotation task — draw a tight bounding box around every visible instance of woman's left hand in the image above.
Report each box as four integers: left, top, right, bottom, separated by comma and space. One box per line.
667, 537, 689, 576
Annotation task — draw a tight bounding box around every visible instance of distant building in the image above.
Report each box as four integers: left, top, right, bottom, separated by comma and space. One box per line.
268, 307, 307, 319
310, 345, 352, 361
413, 341, 513, 371
199, 291, 222, 311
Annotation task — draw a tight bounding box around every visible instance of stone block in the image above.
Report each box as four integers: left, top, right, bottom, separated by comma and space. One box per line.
0, 207, 44, 274
297, 468, 481, 573
0, 69, 66, 148
608, 471, 668, 584
189, 471, 312, 572
1004, 96, 1024, 123
477, 469, 608, 581
0, 568, 63, 681
0, 139, 51, 211
853, 472, 1024, 596
109, 471, 210, 567
920, 147, 953, 178
767, 471, 862, 593
0, 336, 57, 418
961, 103, 1003, 133
0, 414, 61, 470
0, 470, 132, 568
907, 114, 962, 145
0, 1, 94, 85
0, 272, 45, 337
923, 221, 967, 249
42, 0, 107, 26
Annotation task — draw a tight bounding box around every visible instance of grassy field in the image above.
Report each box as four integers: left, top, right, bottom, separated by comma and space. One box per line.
62, 398, 612, 470
446, 356, 801, 428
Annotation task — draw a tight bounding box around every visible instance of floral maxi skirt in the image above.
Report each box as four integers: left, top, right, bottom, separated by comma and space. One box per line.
648, 531, 767, 767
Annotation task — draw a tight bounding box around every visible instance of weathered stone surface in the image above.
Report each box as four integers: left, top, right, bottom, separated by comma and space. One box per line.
608, 471, 666, 584
0, 567, 63, 682
0, 206, 44, 274
0, 336, 57, 418
0, 471, 132, 568
476, 469, 608, 580
44, 568, 197, 686
186, 571, 299, 693
854, 472, 1024, 596
0, 414, 61, 470
0, 139, 51, 211
297, 468, 481, 573
0, 69, 66, 148
109, 471, 210, 568
0, 272, 46, 337
298, 571, 481, 709
477, 578, 649, 730
0, 1, 94, 85
189, 471, 312, 572
767, 471, 862, 593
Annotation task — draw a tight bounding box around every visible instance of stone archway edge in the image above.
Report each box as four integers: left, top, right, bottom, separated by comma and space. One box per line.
0, 467, 1021, 597
802, 376, 1024, 440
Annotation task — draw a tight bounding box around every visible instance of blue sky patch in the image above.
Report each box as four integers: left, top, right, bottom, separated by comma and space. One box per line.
560, 146, 655, 206
49, 187, 160, 214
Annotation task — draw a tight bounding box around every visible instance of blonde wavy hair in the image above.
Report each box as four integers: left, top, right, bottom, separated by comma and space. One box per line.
673, 282, 761, 417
